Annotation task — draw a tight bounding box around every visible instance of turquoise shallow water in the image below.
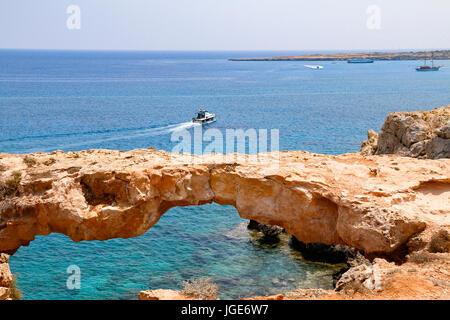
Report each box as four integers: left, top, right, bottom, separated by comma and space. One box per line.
1, 50, 450, 299
11, 205, 342, 300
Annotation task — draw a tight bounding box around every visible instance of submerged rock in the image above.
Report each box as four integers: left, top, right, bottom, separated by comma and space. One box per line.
248, 220, 283, 244
247, 219, 262, 231
289, 237, 359, 264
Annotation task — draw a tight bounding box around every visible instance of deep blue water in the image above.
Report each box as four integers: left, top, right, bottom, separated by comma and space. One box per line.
1, 50, 449, 299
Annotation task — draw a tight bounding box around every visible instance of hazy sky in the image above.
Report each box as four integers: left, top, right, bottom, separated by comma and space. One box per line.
1, 0, 449, 51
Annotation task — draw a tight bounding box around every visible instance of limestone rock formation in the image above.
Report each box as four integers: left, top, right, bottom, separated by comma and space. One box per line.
241, 294, 284, 300
284, 254, 450, 300
0, 254, 13, 300
283, 227, 450, 300
0, 149, 449, 256
360, 129, 379, 156
361, 106, 450, 159
1, 148, 449, 300
139, 289, 192, 300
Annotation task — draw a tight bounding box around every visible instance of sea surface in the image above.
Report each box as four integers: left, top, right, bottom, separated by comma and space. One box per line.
1, 50, 449, 299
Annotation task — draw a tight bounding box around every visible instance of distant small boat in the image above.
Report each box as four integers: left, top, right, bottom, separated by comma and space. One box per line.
416, 53, 441, 71
347, 58, 374, 64
304, 65, 323, 69
192, 109, 216, 124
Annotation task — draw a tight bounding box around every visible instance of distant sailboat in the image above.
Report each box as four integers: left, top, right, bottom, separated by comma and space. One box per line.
416, 53, 441, 71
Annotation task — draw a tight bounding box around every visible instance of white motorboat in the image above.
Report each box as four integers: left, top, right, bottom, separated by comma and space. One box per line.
304, 65, 324, 69
192, 109, 216, 124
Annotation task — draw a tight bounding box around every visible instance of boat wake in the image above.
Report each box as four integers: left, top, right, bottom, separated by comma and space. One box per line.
37, 122, 201, 152
167, 121, 201, 132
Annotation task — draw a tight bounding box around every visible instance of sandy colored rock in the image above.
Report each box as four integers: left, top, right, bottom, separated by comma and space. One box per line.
283, 252, 450, 300
0, 147, 449, 300
139, 289, 192, 300
0, 253, 12, 300
0, 254, 12, 287
0, 287, 10, 300
0, 149, 449, 255
361, 106, 450, 159
360, 129, 379, 156
241, 294, 284, 300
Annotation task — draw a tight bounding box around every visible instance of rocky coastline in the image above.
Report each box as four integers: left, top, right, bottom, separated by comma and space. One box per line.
1, 107, 449, 300
361, 106, 449, 159
229, 50, 450, 62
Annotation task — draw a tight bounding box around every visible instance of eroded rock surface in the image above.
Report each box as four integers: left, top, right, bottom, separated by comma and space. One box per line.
361, 106, 450, 159
1, 149, 449, 256
139, 289, 192, 300
0, 253, 13, 300
0, 148, 449, 300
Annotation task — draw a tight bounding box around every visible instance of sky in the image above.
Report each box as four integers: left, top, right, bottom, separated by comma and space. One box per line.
1, 0, 449, 51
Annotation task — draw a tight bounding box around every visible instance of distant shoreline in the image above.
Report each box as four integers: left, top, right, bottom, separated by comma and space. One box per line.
229, 50, 450, 61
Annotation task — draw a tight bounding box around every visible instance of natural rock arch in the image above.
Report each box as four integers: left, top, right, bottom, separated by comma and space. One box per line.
1, 149, 448, 256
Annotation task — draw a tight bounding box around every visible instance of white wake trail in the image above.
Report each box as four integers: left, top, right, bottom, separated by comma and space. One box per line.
42, 121, 200, 151
167, 121, 201, 132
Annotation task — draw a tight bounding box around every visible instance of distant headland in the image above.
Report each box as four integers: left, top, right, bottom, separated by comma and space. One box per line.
229, 50, 450, 61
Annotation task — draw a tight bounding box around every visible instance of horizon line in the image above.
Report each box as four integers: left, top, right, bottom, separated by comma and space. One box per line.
1, 47, 449, 53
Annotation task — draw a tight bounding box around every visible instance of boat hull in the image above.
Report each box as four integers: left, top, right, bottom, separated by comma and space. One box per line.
347, 60, 374, 63
304, 65, 323, 69
416, 68, 440, 71
192, 117, 216, 124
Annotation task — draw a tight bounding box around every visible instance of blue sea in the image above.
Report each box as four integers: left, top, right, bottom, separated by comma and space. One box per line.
1, 50, 449, 299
